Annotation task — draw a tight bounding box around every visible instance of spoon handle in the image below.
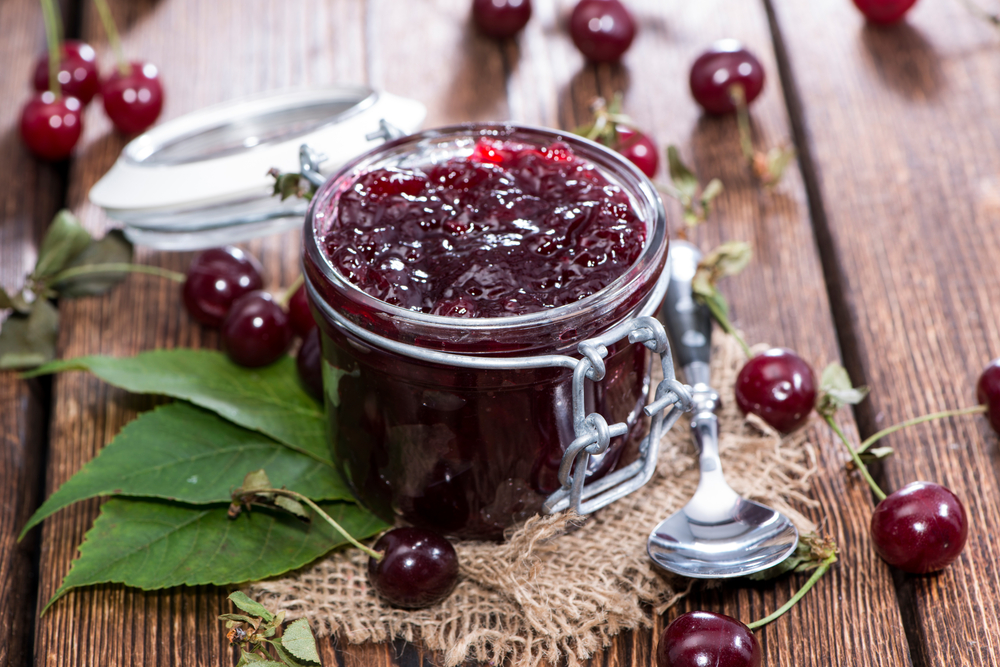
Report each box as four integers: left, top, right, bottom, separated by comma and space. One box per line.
661, 240, 713, 385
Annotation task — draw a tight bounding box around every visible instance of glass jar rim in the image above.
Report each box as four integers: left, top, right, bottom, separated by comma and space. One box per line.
303, 122, 669, 353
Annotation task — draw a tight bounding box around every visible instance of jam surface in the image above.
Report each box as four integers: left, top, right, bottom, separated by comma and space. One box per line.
321, 138, 647, 317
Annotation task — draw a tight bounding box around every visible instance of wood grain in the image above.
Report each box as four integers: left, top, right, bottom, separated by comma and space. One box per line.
610, 2, 911, 666
367, 1, 911, 666
13, 0, 973, 665
767, 0, 1000, 664
32, 1, 366, 666
0, 0, 66, 665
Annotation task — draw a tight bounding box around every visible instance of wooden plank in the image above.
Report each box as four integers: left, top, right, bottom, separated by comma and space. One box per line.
31, 1, 367, 665
766, 0, 1000, 664
0, 0, 68, 665
601, 2, 911, 666
370, 1, 910, 666
24, 1, 915, 666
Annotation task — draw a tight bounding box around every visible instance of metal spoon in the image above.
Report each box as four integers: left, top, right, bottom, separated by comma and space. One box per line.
646, 240, 799, 578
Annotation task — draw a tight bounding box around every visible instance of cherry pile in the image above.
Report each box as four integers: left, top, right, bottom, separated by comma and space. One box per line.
472, 0, 636, 63
20, 0, 164, 161
182, 246, 318, 380
367, 527, 459, 609
731, 345, 995, 575
471, 3, 789, 188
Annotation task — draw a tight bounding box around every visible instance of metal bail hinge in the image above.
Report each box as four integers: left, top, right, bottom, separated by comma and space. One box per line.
542, 315, 692, 516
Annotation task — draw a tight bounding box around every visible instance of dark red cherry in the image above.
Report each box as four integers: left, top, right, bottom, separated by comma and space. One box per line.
689, 40, 766, 115
472, 0, 532, 39
367, 527, 459, 608
101, 61, 164, 134
851, 0, 918, 24
870, 481, 967, 574
657, 611, 761, 667
734, 348, 816, 433
288, 282, 317, 338
296, 327, 323, 400
614, 126, 658, 177
977, 358, 1000, 435
32, 40, 100, 105
183, 246, 264, 327
221, 291, 293, 367
568, 0, 636, 63
19, 92, 83, 161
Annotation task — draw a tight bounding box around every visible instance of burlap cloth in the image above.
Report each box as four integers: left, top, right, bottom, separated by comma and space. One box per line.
249, 333, 819, 666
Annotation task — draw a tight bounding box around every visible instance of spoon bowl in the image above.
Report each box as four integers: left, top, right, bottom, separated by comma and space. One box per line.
647, 495, 799, 578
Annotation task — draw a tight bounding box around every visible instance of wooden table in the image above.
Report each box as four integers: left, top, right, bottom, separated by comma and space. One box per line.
3, 0, 999, 665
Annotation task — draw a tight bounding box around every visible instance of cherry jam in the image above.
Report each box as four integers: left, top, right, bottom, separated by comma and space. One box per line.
322, 137, 646, 317
304, 124, 668, 539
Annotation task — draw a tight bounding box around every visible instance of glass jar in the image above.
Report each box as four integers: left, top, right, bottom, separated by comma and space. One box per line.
303, 123, 669, 540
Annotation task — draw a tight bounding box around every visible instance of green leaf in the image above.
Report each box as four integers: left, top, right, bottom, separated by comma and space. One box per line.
19, 402, 350, 539
219, 613, 259, 625
700, 241, 752, 278
691, 270, 723, 309
748, 533, 838, 580
26, 350, 330, 464
269, 170, 315, 202
240, 469, 275, 494
763, 145, 796, 186
816, 362, 869, 417
692, 280, 730, 332
691, 272, 751, 358
0, 287, 33, 314
52, 230, 134, 297
281, 619, 321, 664
700, 178, 724, 210
667, 145, 699, 200
33, 210, 92, 280
238, 651, 284, 667
270, 637, 314, 667
45, 497, 389, 612
0, 299, 59, 370
274, 496, 309, 519
860, 445, 894, 462
228, 591, 274, 623
819, 362, 858, 396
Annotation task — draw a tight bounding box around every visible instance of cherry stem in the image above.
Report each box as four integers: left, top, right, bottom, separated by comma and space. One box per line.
745, 554, 837, 630
92, 0, 130, 76
856, 405, 988, 456
278, 274, 304, 308
40, 0, 62, 97
263, 488, 382, 560
824, 414, 887, 501
700, 295, 752, 359
731, 84, 755, 163
46, 263, 186, 286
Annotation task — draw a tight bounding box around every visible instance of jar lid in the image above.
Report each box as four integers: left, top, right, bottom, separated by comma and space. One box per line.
89, 86, 426, 250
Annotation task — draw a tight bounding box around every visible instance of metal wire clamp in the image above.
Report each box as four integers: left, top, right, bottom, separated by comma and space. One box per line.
541, 315, 692, 516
